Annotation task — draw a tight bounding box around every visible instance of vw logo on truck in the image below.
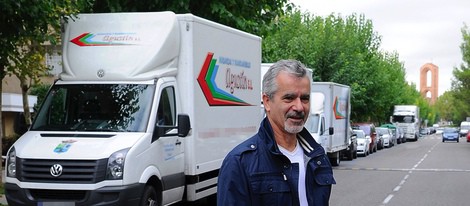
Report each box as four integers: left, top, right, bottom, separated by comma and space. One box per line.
50, 164, 63, 177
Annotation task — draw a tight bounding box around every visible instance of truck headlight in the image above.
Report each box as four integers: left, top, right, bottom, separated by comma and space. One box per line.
6, 147, 16, 177
106, 148, 129, 180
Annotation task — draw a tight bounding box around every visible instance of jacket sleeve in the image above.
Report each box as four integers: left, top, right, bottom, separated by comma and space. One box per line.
217, 152, 251, 206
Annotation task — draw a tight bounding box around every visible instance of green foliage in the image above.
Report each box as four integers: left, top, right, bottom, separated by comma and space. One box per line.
262, 11, 413, 123
435, 91, 455, 122
451, 24, 470, 124
0, 0, 81, 68
30, 84, 52, 112
81, 0, 291, 36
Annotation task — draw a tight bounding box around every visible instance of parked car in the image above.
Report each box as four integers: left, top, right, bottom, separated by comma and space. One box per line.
420, 128, 430, 136
442, 127, 459, 142
380, 123, 403, 144
376, 131, 384, 150
397, 127, 406, 143
354, 129, 370, 157
388, 128, 398, 146
342, 126, 358, 160
352, 123, 377, 153
377, 127, 394, 148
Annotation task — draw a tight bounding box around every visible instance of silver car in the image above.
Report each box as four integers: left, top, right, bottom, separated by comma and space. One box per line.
354, 129, 370, 156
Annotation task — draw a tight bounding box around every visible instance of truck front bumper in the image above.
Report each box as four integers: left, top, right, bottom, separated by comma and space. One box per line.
5, 182, 145, 206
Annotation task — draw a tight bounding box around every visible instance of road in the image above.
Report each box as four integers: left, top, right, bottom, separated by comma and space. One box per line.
331, 133, 470, 206
175, 133, 470, 206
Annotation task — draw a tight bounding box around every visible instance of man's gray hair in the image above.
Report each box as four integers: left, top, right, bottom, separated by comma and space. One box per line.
262, 59, 310, 99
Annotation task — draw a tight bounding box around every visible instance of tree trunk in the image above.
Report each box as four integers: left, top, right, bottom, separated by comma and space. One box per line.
20, 77, 32, 126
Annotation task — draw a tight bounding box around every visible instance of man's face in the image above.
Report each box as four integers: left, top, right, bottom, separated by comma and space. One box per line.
263, 71, 311, 134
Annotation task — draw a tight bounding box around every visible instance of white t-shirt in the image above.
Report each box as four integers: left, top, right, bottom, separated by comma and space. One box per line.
279, 141, 308, 206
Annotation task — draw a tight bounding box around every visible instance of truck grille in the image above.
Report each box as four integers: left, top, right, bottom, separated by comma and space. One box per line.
17, 158, 108, 183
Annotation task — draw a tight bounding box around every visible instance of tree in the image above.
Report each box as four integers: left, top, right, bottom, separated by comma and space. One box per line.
82, 0, 292, 36
452, 24, 470, 123
435, 91, 455, 123
262, 11, 412, 123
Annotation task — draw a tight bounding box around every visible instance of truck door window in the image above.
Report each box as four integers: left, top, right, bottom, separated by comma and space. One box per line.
157, 86, 176, 127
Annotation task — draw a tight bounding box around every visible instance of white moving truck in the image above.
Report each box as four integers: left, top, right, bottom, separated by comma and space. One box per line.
459, 121, 470, 137
304, 82, 351, 166
391, 105, 420, 141
5, 12, 261, 206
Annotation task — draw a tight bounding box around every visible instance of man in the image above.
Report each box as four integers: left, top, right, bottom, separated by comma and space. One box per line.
217, 60, 335, 206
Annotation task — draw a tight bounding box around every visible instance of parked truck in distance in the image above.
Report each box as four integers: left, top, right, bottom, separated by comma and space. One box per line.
459, 121, 470, 137
304, 82, 351, 166
5, 12, 261, 206
391, 105, 420, 141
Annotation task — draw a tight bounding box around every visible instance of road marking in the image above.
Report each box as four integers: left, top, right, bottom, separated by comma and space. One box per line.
334, 167, 470, 172
363, 142, 440, 206
383, 194, 394, 204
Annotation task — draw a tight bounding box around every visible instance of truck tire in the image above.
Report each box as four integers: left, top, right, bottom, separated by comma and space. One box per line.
347, 150, 354, 160
329, 152, 340, 166
140, 185, 159, 206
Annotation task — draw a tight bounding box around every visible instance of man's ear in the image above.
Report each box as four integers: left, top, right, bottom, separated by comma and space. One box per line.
262, 94, 271, 112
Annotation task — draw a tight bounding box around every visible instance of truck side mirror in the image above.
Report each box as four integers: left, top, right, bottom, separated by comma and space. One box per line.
329, 127, 334, 135
152, 114, 191, 142
178, 114, 191, 137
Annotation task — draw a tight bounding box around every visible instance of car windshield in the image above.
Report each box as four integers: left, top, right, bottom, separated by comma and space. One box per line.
353, 130, 365, 138
444, 128, 458, 133
31, 83, 155, 132
377, 128, 388, 135
392, 115, 415, 123
353, 125, 371, 135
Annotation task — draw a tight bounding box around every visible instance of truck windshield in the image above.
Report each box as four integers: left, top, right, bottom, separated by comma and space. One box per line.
392, 115, 415, 123
31, 84, 155, 132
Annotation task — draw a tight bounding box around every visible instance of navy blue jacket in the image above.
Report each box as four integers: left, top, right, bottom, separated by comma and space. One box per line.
217, 118, 336, 206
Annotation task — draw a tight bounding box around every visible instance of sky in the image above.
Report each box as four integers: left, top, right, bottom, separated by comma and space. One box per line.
290, 0, 470, 96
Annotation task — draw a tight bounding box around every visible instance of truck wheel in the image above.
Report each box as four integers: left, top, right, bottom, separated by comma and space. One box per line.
140, 185, 159, 206
330, 157, 340, 166
329, 152, 340, 166
347, 150, 354, 160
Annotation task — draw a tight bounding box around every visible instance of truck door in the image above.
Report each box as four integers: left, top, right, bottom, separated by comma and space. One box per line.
153, 83, 185, 200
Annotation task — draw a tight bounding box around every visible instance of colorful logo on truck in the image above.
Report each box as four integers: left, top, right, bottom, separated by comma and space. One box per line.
197, 52, 254, 106
333, 96, 347, 119
53, 139, 77, 153
71, 32, 140, 46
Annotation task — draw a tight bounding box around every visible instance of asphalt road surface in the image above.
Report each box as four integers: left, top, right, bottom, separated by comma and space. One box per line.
174, 133, 470, 206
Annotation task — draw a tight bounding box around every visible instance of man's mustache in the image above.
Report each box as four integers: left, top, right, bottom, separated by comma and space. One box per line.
286, 111, 305, 119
